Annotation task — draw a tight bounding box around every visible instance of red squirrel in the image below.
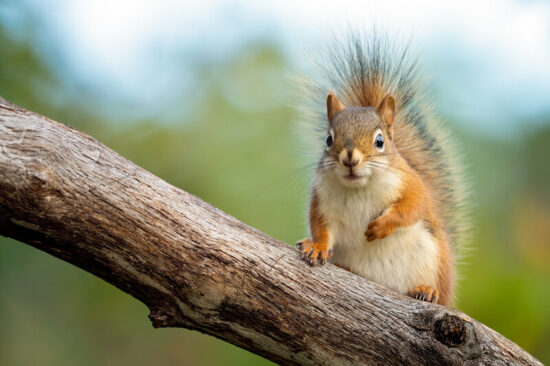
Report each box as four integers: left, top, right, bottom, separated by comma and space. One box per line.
297, 35, 469, 306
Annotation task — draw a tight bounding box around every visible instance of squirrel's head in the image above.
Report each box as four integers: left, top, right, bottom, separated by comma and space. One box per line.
322, 92, 396, 187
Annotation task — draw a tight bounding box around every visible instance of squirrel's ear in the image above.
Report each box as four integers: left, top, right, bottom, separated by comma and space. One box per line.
377, 95, 395, 127
327, 92, 345, 123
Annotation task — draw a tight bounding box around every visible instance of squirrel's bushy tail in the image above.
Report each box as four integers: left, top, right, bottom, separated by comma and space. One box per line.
303, 31, 470, 258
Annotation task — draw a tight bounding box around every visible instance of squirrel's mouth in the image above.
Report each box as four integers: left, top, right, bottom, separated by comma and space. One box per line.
344, 173, 361, 180
338, 163, 369, 184
338, 169, 369, 186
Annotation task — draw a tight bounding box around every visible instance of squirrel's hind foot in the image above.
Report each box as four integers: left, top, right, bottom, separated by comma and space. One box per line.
407, 285, 439, 304
297, 238, 333, 266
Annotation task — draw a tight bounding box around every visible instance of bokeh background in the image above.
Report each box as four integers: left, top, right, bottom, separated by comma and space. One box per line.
1, 0, 550, 364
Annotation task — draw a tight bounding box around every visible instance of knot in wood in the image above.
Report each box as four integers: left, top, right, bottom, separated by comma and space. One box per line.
28, 167, 63, 202
148, 309, 173, 328
434, 313, 466, 347
30, 173, 47, 189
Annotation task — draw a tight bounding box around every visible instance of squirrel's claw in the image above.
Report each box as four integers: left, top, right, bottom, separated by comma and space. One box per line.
296, 238, 332, 266
407, 285, 439, 304
365, 216, 395, 241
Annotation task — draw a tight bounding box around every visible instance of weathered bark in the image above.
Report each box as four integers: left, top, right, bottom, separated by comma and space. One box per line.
0, 97, 541, 365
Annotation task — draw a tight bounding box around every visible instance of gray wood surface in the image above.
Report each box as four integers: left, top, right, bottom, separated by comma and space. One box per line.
0, 97, 542, 365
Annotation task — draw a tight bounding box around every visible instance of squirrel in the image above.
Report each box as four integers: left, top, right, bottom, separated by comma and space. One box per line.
296, 33, 469, 306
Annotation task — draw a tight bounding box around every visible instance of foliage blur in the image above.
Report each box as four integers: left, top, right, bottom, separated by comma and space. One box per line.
1, 4, 550, 366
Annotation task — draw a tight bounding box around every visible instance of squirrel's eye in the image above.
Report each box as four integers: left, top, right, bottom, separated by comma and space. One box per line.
374, 133, 384, 151
326, 134, 333, 148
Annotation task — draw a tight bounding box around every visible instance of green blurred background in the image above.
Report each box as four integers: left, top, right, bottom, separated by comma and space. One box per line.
1, 1, 550, 365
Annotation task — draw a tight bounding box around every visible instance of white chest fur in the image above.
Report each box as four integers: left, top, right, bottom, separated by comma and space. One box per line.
314, 169, 439, 294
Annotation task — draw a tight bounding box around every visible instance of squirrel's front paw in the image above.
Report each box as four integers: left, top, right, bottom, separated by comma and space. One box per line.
296, 238, 333, 266
365, 217, 395, 241
407, 285, 439, 304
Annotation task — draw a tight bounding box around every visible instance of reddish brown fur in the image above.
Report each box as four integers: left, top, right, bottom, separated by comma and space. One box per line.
301, 92, 455, 305
431, 218, 454, 305
303, 139, 455, 305
298, 192, 332, 265
299, 36, 465, 306
363, 156, 454, 305
327, 93, 345, 122
300, 92, 456, 305
365, 159, 428, 241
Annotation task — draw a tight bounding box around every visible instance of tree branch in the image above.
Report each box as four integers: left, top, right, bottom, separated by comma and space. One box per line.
0, 97, 541, 365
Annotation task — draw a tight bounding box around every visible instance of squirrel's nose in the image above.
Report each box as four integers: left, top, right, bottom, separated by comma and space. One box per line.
342, 149, 360, 167
343, 158, 359, 168
339, 148, 362, 168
